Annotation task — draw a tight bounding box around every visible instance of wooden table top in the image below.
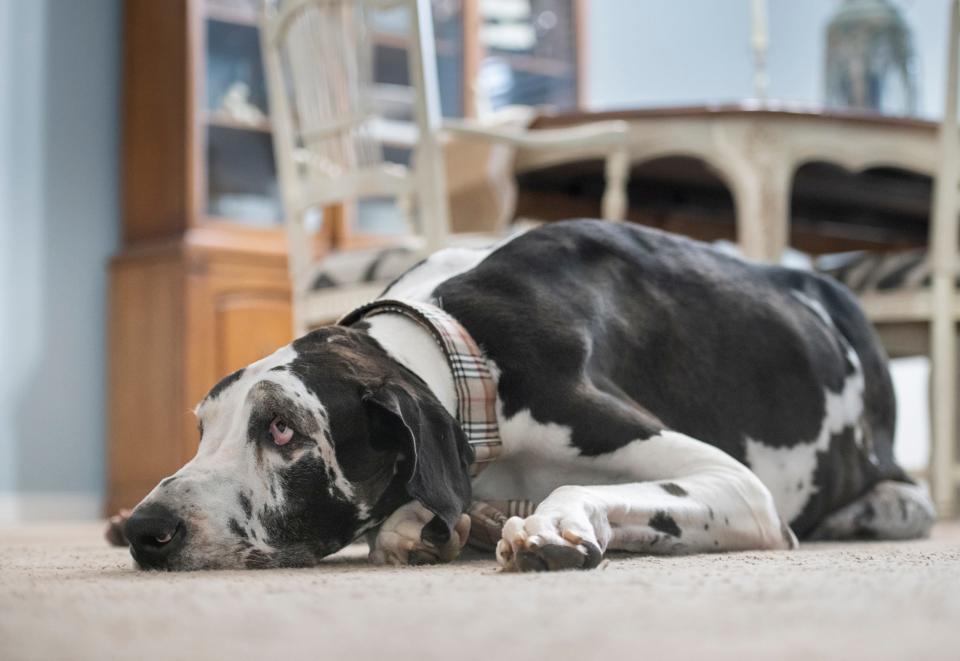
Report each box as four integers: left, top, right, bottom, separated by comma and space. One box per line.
531, 102, 938, 132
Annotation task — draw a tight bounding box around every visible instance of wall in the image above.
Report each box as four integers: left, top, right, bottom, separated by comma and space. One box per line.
586, 0, 951, 120
0, 0, 120, 520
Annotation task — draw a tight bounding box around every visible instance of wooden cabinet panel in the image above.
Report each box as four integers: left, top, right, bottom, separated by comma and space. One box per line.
108, 246, 293, 513
122, 0, 193, 242
215, 292, 292, 374
109, 1, 299, 514
107, 252, 186, 513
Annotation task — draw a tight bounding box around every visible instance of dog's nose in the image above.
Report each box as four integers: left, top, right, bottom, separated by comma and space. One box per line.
124, 503, 186, 569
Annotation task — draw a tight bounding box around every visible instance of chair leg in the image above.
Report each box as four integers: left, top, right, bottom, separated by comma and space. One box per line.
727, 148, 792, 263
601, 147, 629, 222
930, 277, 958, 518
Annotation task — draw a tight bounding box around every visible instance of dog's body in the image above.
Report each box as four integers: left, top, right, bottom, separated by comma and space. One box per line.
124, 220, 934, 571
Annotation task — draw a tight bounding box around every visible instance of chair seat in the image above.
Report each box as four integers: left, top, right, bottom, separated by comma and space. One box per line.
303, 281, 391, 326
303, 244, 421, 325
857, 290, 936, 323
308, 244, 422, 292
816, 249, 932, 295
302, 229, 520, 326
815, 249, 959, 323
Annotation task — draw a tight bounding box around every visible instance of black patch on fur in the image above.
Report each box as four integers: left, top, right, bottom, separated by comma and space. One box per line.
649, 511, 681, 537
205, 368, 245, 401
257, 453, 363, 564
660, 482, 688, 497
228, 518, 248, 540
160, 476, 178, 488
238, 493, 252, 520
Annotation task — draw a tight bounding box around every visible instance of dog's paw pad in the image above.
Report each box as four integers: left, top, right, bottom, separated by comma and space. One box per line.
497, 514, 603, 572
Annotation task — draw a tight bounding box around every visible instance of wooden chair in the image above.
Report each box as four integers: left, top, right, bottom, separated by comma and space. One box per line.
260, 0, 629, 333
854, 0, 960, 516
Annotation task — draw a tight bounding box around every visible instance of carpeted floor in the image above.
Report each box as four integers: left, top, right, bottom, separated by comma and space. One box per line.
1, 522, 959, 661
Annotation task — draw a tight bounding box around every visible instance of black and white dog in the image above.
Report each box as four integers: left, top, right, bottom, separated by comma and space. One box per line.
123, 220, 935, 571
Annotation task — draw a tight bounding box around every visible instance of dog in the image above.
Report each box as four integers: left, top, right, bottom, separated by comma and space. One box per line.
121, 219, 935, 571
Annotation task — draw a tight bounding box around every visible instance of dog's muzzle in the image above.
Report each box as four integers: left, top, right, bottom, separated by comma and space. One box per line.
124, 503, 186, 570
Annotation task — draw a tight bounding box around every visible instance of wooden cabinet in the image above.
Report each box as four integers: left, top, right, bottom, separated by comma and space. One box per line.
107, 0, 294, 513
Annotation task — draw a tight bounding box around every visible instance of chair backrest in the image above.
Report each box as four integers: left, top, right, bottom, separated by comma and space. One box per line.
932, 0, 960, 275
260, 0, 450, 294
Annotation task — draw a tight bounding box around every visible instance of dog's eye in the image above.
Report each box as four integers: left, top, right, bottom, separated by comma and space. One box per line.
269, 417, 294, 446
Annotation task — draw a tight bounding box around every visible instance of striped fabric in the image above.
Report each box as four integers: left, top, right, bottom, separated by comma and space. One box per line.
465, 500, 538, 551
310, 246, 421, 291
816, 249, 940, 294
339, 298, 502, 476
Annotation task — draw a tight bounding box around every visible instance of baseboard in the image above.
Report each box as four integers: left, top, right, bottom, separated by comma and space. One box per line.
0, 492, 102, 524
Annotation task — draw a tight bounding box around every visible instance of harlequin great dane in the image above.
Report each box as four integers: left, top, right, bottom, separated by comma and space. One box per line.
121, 219, 935, 571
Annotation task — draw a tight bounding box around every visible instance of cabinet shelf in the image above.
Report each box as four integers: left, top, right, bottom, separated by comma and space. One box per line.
204, 110, 272, 133
204, 1, 259, 27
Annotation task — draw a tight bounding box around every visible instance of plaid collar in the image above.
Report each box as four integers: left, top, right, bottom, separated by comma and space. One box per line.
339, 299, 501, 476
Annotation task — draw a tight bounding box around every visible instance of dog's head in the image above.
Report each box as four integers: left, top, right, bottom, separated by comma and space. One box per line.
124, 326, 473, 570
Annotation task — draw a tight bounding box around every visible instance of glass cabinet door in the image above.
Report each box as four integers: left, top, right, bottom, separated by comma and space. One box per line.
478, 0, 578, 111
197, 0, 581, 237
203, 0, 282, 227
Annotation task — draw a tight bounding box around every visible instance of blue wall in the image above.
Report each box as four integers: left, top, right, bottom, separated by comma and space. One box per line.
0, 0, 120, 514
586, 0, 950, 120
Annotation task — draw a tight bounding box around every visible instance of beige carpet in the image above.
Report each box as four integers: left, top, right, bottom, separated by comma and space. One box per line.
1, 522, 959, 661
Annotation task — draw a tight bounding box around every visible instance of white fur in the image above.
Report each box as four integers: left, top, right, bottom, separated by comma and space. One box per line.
365, 315, 457, 418
382, 246, 494, 302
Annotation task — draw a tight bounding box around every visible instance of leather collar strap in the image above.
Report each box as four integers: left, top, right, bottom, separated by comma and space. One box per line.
339, 299, 501, 476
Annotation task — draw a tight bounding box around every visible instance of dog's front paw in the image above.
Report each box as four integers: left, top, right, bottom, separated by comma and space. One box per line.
496, 505, 605, 572
369, 501, 470, 566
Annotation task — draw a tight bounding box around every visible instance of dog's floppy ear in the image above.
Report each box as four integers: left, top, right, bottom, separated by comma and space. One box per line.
363, 382, 473, 546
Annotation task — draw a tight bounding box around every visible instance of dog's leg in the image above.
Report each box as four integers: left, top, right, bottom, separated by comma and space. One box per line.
497, 430, 796, 572
807, 480, 935, 541
368, 501, 471, 566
